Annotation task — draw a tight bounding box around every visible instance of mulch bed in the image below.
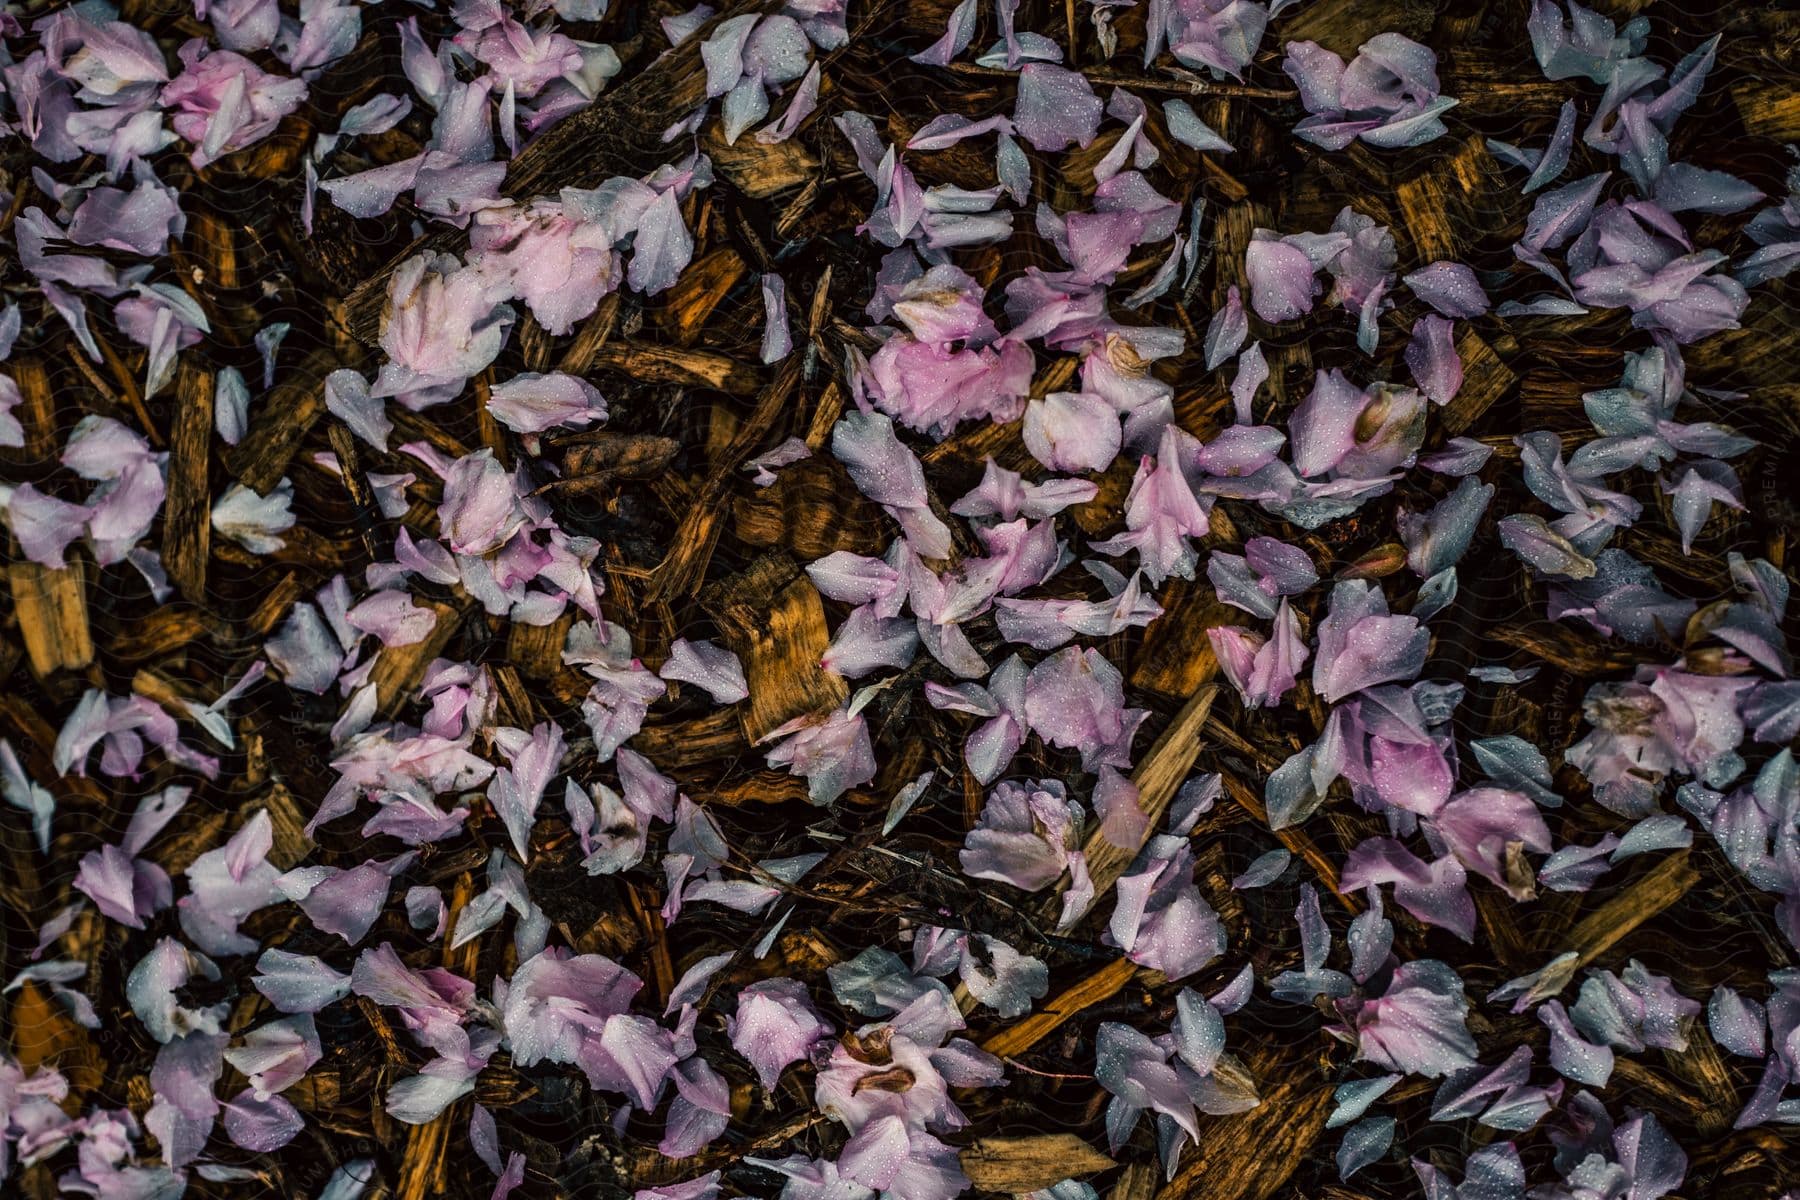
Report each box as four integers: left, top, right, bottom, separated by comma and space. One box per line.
3, 0, 1800, 1198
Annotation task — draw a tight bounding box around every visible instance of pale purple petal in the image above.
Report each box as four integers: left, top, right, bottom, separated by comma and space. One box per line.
1245, 236, 1319, 322
1013, 64, 1102, 152
659, 638, 749, 704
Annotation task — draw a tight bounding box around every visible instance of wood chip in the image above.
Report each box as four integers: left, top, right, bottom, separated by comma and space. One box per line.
1155, 1050, 1327, 1200
961, 1135, 1116, 1193
223, 348, 339, 493
1564, 851, 1701, 967
8, 558, 93, 676
700, 553, 848, 744
980, 957, 1138, 1060
163, 359, 215, 602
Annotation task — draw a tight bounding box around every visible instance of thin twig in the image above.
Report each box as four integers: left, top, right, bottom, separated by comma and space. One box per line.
1004, 1057, 1094, 1080
946, 61, 1296, 100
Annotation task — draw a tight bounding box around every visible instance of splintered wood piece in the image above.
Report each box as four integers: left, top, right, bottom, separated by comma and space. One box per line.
1128, 683, 1222, 827
93, 329, 160, 443
489, 663, 543, 730
700, 553, 848, 744
246, 572, 306, 636
660, 248, 748, 346
10, 981, 103, 1098
9, 558, 93, 676
1732, 84, 1800, 141
706, 771, 816, 806
256, 780, 316, 870
163, 359, 215, 602
585, 341, 763, 394
1685, 286, 1800, 391
1472, 887, 1532, 970
1441, 49, 1571, 115
979, 956, 1138, 1060
732, 457, 888, 558
1109, 1163, 1160, 1200
232, 122, 309, 181
552, 433, 681, 488
370, 599, 470, 714
557, 292, 621, 376
626, 880, 676, 1006
284, 1070, 341, 1113
325, 422, 383, 563
507, 612, 572, 680
892, 0, 962, 37
702, 123, 820, 196
632, 708, 749, 771
1048, 683, 1218, 921
129, 668, 196, 719
175, 207, 256, 343
1491, 621, 1642, 677
1217, 772, 1355, 912
888, 112, 999, 192
1664, 1030, 1739, 1137
110, 607, 232, 662
1517, 365, 1598, 433
1155, 1051, 1326, 1200
1130, 577, 1242, 697
919, 414, 1034, 475
1608, 1056, 1700, 1119
4, 357, 57, 460
395, 1106, 452, 1200
1278, 0, 1434, 55
224, 348, 339, 493
187, 207, 240, 289
960, 1136, 1116, 1193
803, 378, 845, 450
648, 356, 802, 604
1070, 456, 1142, 537
515, 313, 554, 372
1564, 850, 1700, 967
443, 873, 479, 974
1392, 136, 1508, 265
1440, 326, 1517, 434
